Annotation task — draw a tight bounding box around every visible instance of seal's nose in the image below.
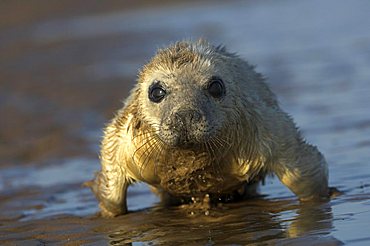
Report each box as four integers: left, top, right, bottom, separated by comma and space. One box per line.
174, 109, 202, 128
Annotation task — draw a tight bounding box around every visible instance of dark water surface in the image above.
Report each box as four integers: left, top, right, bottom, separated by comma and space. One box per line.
1, 0, 370, 244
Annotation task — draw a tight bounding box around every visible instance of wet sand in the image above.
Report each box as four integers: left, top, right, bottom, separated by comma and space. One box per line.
1, 0, 370, 244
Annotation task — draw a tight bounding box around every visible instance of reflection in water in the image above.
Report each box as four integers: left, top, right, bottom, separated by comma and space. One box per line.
104, 199, 342, 245
287, 202, 333, 238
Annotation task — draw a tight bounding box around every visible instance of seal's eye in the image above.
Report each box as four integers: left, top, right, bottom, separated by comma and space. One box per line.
149, 83, 166, 103
207, 77, 225, 98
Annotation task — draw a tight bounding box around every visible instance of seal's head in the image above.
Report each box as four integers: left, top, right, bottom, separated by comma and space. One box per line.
136, 40, 251, 149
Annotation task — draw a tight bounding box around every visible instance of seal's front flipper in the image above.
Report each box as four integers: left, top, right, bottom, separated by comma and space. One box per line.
88, 170, 128, 217
274, 143, 329, 201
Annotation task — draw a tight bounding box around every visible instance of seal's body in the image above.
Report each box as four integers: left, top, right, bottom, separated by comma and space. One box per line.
90, 40, 329, 217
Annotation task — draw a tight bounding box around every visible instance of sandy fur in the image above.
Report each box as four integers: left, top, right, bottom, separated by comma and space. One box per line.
89, 40, 329, 217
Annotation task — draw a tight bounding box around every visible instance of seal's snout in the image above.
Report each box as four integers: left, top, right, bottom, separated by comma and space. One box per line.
170, 109, 205, 147
174, 109, 202, 128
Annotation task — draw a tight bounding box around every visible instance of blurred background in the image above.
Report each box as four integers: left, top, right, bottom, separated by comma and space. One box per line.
1, 0, 370, 244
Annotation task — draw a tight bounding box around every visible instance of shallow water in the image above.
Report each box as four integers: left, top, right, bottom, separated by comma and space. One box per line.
1, 0, 370, 244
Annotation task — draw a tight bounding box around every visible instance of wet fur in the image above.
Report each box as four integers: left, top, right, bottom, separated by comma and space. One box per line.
89, 40, 329, 217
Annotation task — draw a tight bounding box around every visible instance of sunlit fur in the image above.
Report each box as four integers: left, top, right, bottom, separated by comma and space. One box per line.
89, 40, 329, 217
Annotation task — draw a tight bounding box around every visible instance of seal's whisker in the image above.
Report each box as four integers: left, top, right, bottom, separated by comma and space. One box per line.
139, 137, 159, 176
132, 134, 160, 167
218, 135, 232, 149
156, 137, 169, 175
204, 142, 218, 176
151, 137, 164, 176
131, 129, 159, 141
149, 135, 165, 167
208, 139, 223, 178
212, 135, 232, 161
212, 136, 226, 150
132, 134, 157, 155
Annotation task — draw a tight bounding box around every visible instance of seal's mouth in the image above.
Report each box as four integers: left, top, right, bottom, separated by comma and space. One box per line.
174, 130, 201, 148
175, 139, 201, 149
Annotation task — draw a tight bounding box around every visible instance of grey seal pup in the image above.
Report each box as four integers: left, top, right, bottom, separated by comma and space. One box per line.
88, 40, 329, 217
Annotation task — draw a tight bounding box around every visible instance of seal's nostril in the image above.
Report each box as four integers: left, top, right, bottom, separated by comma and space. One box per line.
192, 111, 202, 122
